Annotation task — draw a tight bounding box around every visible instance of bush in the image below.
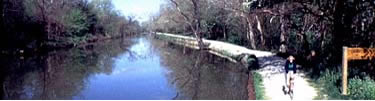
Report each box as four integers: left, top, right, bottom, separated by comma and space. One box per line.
316, 69, 375, 100
226, 34, 242, 45
348, 76, 375, 100
64, 8, 89, 37
316, 69, 343, 99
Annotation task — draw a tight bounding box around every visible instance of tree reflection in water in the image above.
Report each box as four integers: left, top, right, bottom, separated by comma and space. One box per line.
151, 39, 249, 100
0, 38, 136, 100
1, 36, 250, 100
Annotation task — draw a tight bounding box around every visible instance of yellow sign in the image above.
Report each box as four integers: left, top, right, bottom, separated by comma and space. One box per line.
342, 47, 375, 95
347, 48, 375, 60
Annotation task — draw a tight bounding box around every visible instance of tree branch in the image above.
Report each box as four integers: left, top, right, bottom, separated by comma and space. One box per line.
169, 0, 195, 31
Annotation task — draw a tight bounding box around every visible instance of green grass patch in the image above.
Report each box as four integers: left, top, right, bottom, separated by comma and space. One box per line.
253, 71, 266, 100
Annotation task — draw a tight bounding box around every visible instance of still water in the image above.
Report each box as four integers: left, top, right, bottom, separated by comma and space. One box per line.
0, 36, 249, 100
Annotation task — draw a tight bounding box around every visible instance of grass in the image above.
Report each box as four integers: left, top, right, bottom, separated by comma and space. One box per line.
310, 69, 375, 100
253, 71, 267, 100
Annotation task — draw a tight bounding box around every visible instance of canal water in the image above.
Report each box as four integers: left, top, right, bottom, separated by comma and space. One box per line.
0, 36, 249, 100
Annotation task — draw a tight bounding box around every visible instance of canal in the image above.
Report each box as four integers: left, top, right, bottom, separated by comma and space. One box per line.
0, 36, 249, 100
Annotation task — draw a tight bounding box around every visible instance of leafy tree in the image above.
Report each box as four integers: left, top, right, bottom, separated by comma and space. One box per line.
1, 0, 144, 49
64, 8, 89, 37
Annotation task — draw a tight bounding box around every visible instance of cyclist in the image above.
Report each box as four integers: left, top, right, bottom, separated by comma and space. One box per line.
285, 55, 296, 95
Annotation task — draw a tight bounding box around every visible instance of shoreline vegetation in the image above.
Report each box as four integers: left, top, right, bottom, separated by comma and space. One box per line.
0, 0, 144, 54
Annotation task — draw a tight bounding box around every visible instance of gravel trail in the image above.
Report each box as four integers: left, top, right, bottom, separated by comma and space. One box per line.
256, 56, 318, 100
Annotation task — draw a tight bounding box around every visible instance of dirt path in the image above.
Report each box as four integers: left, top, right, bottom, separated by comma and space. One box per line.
256, 56, 318, 100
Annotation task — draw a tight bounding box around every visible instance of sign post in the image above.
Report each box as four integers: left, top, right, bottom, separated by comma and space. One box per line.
342, 47, 375, 95
342, 47, 348, 95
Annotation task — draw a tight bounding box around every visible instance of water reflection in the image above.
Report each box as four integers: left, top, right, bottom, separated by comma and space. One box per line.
152, 40, 249, 100
0, 36, 249, 100
1, 38, 136, 100
74, 37, 176, 100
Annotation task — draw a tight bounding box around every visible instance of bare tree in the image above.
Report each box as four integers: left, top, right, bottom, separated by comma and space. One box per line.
169, 0, 205, 49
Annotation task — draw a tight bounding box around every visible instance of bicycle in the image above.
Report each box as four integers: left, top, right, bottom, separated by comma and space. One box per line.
284, 55, 296, 99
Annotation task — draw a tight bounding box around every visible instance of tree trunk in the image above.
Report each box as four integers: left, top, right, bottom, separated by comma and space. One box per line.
223, 25, 227, 40
246, 17, 257, 49
194, 31, 204, 49
0, 0, 3, 34
222, 1, 227, 40
192, 0, 205, 50
321, 31, 326, 50
280, 4, 286, 43
46, 21, 51, 41
256, 15, 265, 47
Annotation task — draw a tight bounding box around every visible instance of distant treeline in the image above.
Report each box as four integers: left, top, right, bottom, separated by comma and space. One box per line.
0, 0, 144, 50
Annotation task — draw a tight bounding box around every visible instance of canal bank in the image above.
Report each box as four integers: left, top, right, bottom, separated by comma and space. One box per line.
154, 32, 274, 69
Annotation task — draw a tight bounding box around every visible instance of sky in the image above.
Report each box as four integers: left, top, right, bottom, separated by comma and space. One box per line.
112, 0, 165, 22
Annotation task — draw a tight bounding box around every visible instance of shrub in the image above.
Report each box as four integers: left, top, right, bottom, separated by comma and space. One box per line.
316, 69, 375, 100
64, 8, 89, 37
226, 33, 242, 45
316, 69, 343, 99
348, 76, 375, 100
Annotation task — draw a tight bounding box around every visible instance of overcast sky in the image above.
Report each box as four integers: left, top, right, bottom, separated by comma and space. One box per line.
112, 0, 165, 22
